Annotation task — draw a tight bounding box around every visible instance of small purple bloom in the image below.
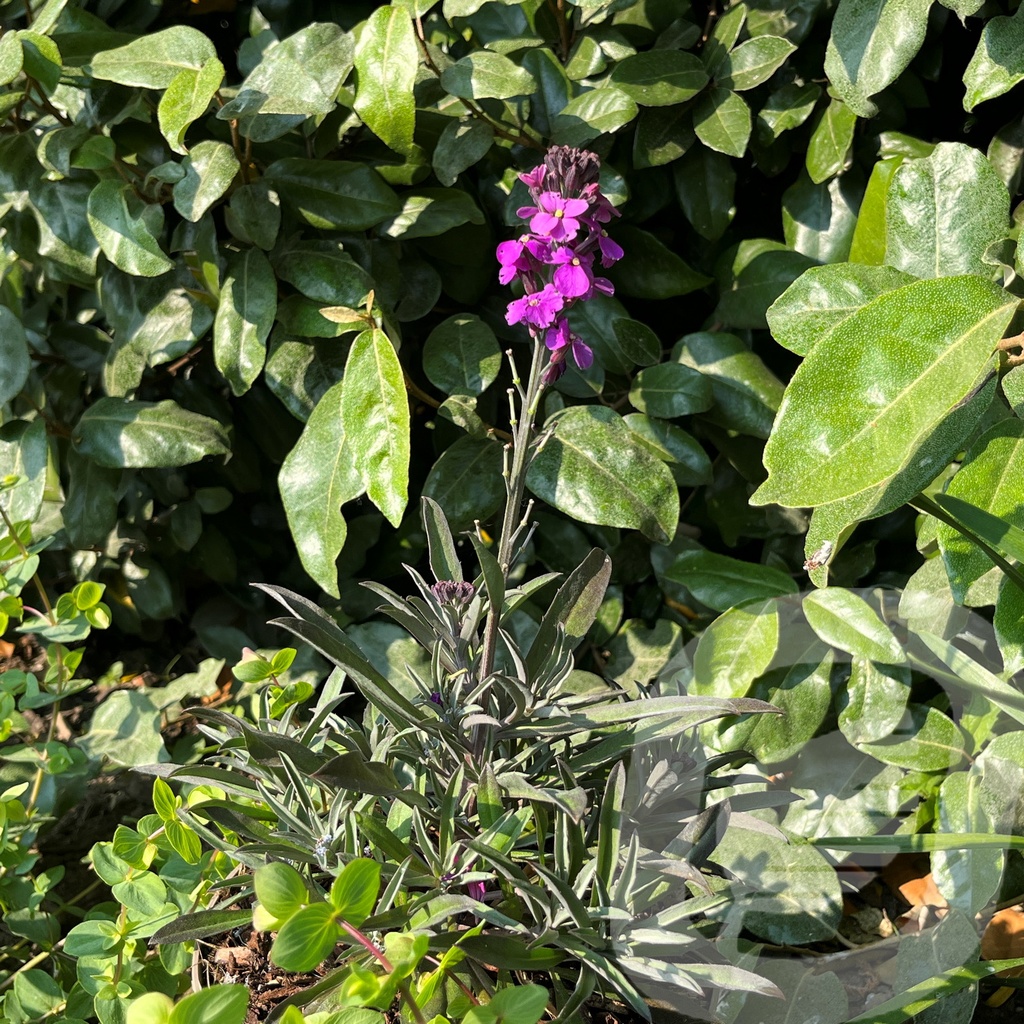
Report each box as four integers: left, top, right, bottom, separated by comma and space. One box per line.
551, 247, 593, 298
529, 192, 590, 242
429, 691, 442, 705
519, 165, 547, 194
506, 283, 564, 329
467, 881, 487, 901
431, 580, 476, 605
496, 237, 532, 285
545, 317, 593, 371
597, 230, 624, 267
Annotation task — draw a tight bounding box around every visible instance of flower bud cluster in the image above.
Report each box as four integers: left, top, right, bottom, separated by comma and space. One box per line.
497, 146, 623, 384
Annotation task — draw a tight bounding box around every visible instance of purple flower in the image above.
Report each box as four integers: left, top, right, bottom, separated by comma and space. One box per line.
524, 192, 590, 242
597, 230, 624, 267
431, 581, 476, 605
519, 165, 547, 195
496, 237, 532, 285
545, 317, 593, 370
429, 691, 442, 705
551, 247, 593, 298
506, 283, 564, 329
467, 881, 487, 901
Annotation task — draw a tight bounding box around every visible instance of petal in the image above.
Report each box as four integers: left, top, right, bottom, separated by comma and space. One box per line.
516, 205, 539, 219
499, 266, 519, 285
562, 198, 590, 217
554, 263, 590, 298
571, 338, 594, 369
496, 239, 523, 264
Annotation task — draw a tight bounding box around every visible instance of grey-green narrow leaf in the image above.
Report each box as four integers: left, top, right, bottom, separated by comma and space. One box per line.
87, 180, 174, 278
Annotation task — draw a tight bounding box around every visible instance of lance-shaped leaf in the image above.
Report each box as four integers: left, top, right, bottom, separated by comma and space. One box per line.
214, 248, 276, 396
354, 6, 417, 155
280, 380, 364, 597
752, 276, 1017, 509
340, 329, 410, 528
158, 58, 223, 154
89, 26, 217, 88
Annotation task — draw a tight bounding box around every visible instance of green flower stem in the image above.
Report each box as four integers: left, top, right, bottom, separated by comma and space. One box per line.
478, 337, 548, 684
338, 920, 429, 1024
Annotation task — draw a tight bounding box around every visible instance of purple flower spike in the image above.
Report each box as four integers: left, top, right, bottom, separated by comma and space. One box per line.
506, 283, 564, 329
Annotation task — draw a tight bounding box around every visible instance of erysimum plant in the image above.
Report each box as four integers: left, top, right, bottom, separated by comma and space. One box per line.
148, 146, 782, 1023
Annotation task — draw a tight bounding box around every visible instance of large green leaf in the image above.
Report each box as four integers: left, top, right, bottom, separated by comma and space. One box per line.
552, 87, 638, 146
422, 314, 501, 397
354, 6, 417, 155
87, 180, 173, 278
718, 36, 796, 92
673, 331, 784, 438
609, 50, 707, 106
607, 224, 710, 299
218, 23, 353, 142
89, 26, 217, 88
379, 188, 484, 240
693, 87, 751, 157
805, 99, 856, 183
339, 329, 410, 528
263, 159, 401, 230
521, 48, 571, 138
936, 419, 1024, 605
690, 598, 780, 700
857, 703, 968, 771
441, 51, 535, 100
803, 589, 905, 663
628, 363, 712, 418
716, 238, 816, 329
885, 143, 1009, 280
0, 306, 30, 406
963, 5, 1024, 112
823, 0, 933, 117
214, 248, 276, 397
672, 147, 735, 241
526, 405, 679, 544
752, 276, 1016, 509
422, 437, 504, 532
0, 419, 47, 524
766, 263, 914, 357
72, 398, 230, 469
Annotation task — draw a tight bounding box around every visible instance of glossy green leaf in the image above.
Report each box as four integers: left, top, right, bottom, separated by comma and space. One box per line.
607, 224, 710, 299
172, 141, 239, 222
271, 903, 339, 973
804, 589, 905, 663
157, 58, 223, 154
214, 248, 275, 396
72, 398, 230, 469
280, 380, 364, 596
963, 6, 1024, 112
857, 703, 968, 771
693, 87, 751, 158
757, 82, 820, 140
422, 436, 505, 532
672, 147, 735, 241
766, 263, 914, 357
218, 23, 353, 142
255, 862, 309, 920
552, 87, 638, 146
463, 984, 550, 1024
753, 276, 1016, 509
64, 449, 119, 549
340, 329, 409, 528
87, 180, 174, 278
622, 415, 712, 486
848, 155, 903, 265
433, 119, 494, 186
89, 26, 217, 88
20, 31, 60, 94
839, 657, 910, 744
823, 0, 933, 117
527, 405, 679, 544
703, 3, 746, 73
716, 238, 816, 329
996, 577, 1024, 676
719, 36, 795, 91
441, 51, 535, 100
691, 598, 780, 700
168, 986, 249, 1024
633, 104, 695, 168
0, 33, 23, 86
805, 99, 856, 183
783, 173, 859, 264
263, 159, 401, 230
354, 7, 417, 154
673, 331, 785, 439
423, 314, 501, 397
885, 142, 1009, 279
609, 50, 707, 106
329, 858, 380, 924
380, 188, 484, 240
628, 363, 712, 418
0, 306, 30, 406
656, 544, 798, 612
936, 420, 1024, 604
